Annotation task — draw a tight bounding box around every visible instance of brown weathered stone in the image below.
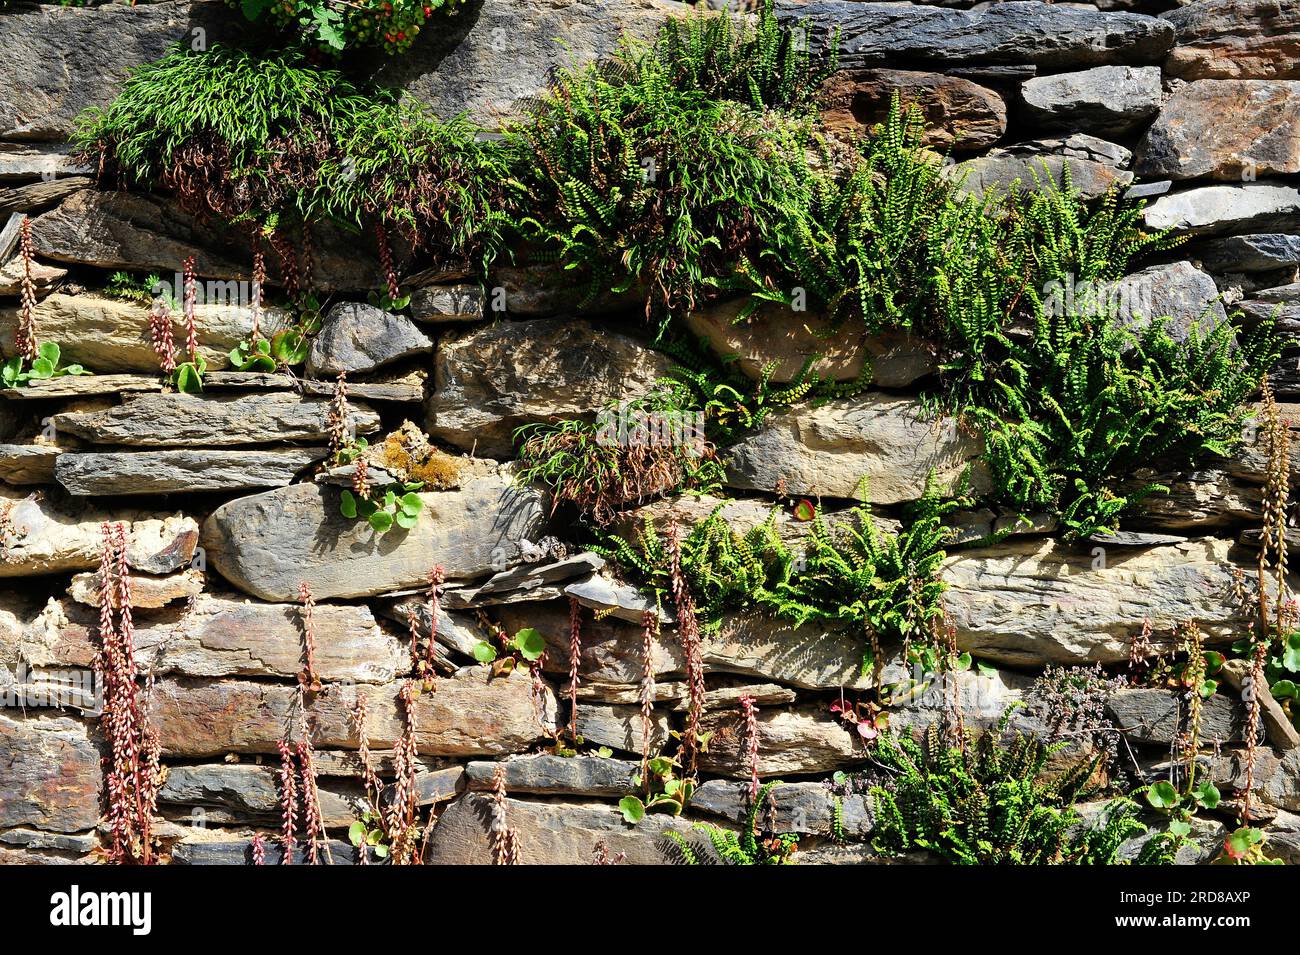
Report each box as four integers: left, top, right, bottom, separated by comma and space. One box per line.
819, 68, 1006, 151
1164, 0, 1300, 80
0, 712, 99, 833
150, 669, 555, 758
1137, 80, 1300, 181
684, 297, 935, 387
66, 567, 204, 609
699, 704, 864, 777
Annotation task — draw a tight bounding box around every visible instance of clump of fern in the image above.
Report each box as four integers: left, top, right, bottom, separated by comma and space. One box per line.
514, 388, 725, 526
667, 781, 798, 865
869, 720, 1146, 865
649, 0, 837, 115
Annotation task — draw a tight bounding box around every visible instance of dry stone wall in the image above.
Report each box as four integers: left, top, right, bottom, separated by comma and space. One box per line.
1, 0, 1299, 865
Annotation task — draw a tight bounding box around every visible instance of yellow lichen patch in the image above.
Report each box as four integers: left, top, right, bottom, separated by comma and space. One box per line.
375, 420, 465, 490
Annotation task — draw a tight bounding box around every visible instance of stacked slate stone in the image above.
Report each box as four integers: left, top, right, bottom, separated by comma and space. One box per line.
0, 0, 1298, 865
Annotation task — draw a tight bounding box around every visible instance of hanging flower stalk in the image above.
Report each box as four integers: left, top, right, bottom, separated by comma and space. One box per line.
147, 294, 177, 374
276, 738, 298, 865
375, 221, 399, 302
665, 523, 705, 775
639, 609, 657, 784
490, 763, 519, 865
251, 832, 267, 866
389, 680, 420, 863
250, 246, 265, 342
98, 521, 161, 864
425, 566, 445, 677
327, 372, 349, 464
739, 694, 760, 801
568, 596, 582, 744
297, 737, 328, 865
182, 254, 199, 364
16, 215, 37, 362
297, 581, 321, 693
269, 230, 300, 299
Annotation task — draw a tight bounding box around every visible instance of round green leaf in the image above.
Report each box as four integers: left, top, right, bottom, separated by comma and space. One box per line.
368, 510, 394, 533
514, 627, 546, 661
472, 641, 497, 664
348, 821, 366, 846
618, 796, 645, 825
339, 489, 358, 519
1146, 781, 1180, 810
394, 510, 419, 530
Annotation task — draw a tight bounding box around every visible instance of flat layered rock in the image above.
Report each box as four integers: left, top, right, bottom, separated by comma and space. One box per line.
951, 150, 1133, 200
0, 292, 290, 373
1144, 182, 1300, 235
1020, 65, 1162, 135
424, 794, 708, 865
0, 444, 59, 484
784, 1, 1174, 70
685, 298, 935, 387
409, 284, 485, 323
0, 491, 198, 577
818, 68, 1006, 150
201, 474, 547, 601
29, 189, 387, 290
0, 712, 99, 832
1107, 688, 1258, 746
52, 392, 380, 447
54, 448, 324, 496
0, 373, 160, 400
724, 395, 984, 503
25, 593, 403, 683
464, 755, 639, 797
0, 0, 247, 141
203, 368, 428, 403
0, 256, 65, 296
66, 567, 204, 609
1136, 80, 1300, 181
158, 765, 363, 829
150, 669, 554, 758
305, 303, 432, 377
692, 780, 873, 838
0, 144, 90, 181
941, 537, 1258, 666
1194, 234, 1300, 273
1108, 261, 1229, 341
699, 704, 864, 777
575, 703, 671, 756
428, 318, 675, 458
1163, 0, 1300, 80
378, 0, 680, 127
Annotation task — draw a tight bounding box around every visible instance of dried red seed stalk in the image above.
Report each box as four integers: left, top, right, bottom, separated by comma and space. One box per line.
16, 216, 37, 362
490, 763, 519, 865
276, 738, 298, 865
327, 373, 349, 464
182, 255, 198, 363
568, 597, 582, 743
389, 680, 420, 862
98, 521, 160, 864
251, 833, 267, 866
639, 609, 657, 783
665, 523, 704, 775
148, 296, 177, 374
425, 566, 444, 678
297, 738, 328, 865
352, 455, 370, 501
297, 581, 321, 693
740, 693, 759, 800
375, 221, 399, 302
250, 247, 265, 342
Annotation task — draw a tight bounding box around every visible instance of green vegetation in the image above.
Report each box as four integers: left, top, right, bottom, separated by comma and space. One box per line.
667, 781, 799, 865
1, 342, 90, 388
598, 475, 966, 676
868, 721, 1145, 865
233, 0, 465, 55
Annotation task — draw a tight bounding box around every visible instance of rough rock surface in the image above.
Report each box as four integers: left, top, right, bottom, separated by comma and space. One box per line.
428, 318, 676, 458
52, 392, 380, 447
464, 755, 638, 796
1163, 0, 1300, 80
1021, 65, 1162, 135
409, 284, 485, 323
54, 448, 323, 496
0, 293, 291, 373
425, 794, 708, 864
1137, 80, 1300, 180
818, 68, 1006, 150
1109, 261, 1229, 340
1194, 234, 1300, 273
699, 704, 864, 777
685, 298, 935, 387
0, 1, 248, 141
1143, 182, 1300, 235
0, 713, 100, 833
305, 303, 433, 377
201, 474, 547, 601
377, 0, 681, 127
724, 395, 985, 503
941, 537, 1259, 666
150, 669, 555, 757
29, 190, 386, 290
0, 492, 198, 577
952, 149, 1133, 200
788, 2, 1174, 70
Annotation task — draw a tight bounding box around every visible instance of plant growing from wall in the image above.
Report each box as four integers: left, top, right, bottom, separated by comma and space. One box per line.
97, 521, 162, 865
666, 781, 798, 865
868, 719, 1142, 865
234, 0, 465, 56
619, 754, 696, 824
